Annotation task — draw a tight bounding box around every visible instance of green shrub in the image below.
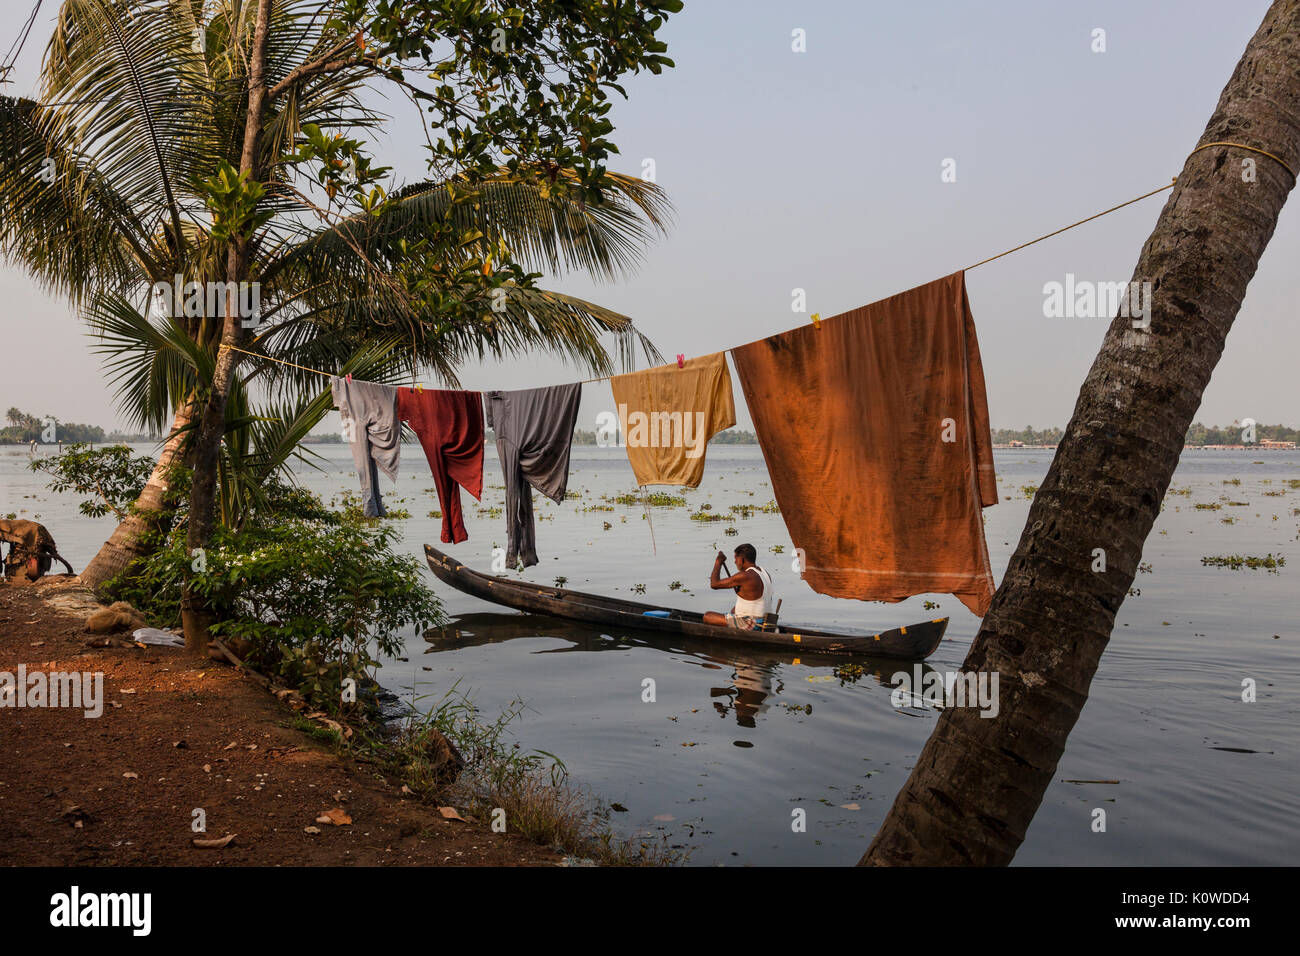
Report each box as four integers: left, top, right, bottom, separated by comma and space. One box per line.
109, 508, 442, 713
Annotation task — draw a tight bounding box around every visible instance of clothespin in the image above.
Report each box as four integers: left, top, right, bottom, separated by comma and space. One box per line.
415, 383, 423, 393
676, 354, 685, 368
811, 313, 821, 330
345, 373, 352, 383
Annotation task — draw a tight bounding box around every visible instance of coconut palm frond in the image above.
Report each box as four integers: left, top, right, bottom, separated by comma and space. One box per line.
85, 291, 213, 433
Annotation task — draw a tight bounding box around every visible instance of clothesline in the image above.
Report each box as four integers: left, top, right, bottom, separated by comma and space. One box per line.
219, 177, 1178, 387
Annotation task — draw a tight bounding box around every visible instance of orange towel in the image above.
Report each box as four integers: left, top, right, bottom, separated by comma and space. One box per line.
730, 272, 997, 615
609, 352, 736, 488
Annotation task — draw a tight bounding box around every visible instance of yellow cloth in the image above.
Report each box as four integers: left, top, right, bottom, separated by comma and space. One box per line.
609, 352, 736, 487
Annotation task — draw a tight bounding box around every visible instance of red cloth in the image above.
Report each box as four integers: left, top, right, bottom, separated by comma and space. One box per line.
397, 388, 485, 544
730, 272, 997, 616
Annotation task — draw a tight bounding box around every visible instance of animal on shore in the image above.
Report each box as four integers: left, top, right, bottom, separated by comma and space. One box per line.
0, 518, 75, 583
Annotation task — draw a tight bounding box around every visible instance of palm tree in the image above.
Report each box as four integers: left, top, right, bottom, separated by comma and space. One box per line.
0, 1, 669, 592
862, 0, 1300, 865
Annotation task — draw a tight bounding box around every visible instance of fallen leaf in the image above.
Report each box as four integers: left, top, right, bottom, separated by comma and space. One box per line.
840, 803, 861, 811
192, 833, 236, 849
653, 813, 675, 822
222, 742, 238, 750
122, 772, 138, 779
120, 689, 136, 695
437, 806, 466, 821
315, 808, 352, 826
304, 826, 321, 835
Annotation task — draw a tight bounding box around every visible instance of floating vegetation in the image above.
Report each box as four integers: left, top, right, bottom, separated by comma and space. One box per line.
834, 663, 865, 684
580, 503, 615, 512
1263, 490, 1286, 496
602, 521, 612, 531
668, 580, 683, 591
631, 583, 647, 595
1221, 517, 1237, 525
1225, 500, 1250, 507
1194, 502, 1222, 510
1020, 484, 1039, 498
475, 505, 504, 519
554, 576, 568, 588
923, 600, 940, 610
1127, 586, 1141, 597
564, 490, 583, 499
757, 500, 780, 514
1137, 562, 1152, 574
644, 491, 686, 507
728, 503, 754, 518
690, 510, 725, 522
1200, 553, 1285, 572
1223, 478, 1242, 486
1167, 486, 1192, 497
769, 544, 785, 554
606, 490, 686, 507
723, 526, 738, 536
427, 510, 443, 519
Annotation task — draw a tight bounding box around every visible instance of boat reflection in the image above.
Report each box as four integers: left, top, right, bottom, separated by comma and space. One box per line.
423, 612, 942, 727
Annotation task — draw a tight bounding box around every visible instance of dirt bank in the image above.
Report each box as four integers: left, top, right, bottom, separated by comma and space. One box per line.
0, 576, 560, 866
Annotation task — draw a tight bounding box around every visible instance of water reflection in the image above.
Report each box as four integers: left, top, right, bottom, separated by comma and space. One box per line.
424, 611, 938, 731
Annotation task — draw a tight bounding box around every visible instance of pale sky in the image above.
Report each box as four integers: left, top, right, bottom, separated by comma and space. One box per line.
1, 0, 1295, 433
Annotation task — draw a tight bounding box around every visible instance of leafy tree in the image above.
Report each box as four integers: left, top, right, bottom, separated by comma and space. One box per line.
2, 1, 679, 654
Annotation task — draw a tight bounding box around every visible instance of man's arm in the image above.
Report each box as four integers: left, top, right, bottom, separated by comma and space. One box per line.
709, 552, 747, 591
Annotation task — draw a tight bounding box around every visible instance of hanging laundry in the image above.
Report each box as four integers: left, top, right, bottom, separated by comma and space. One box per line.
608, 351, 736, 488
398, 387, 485, 544
485, 383, 582, 568
330, 376, 400, 518
730, 272, 998, 615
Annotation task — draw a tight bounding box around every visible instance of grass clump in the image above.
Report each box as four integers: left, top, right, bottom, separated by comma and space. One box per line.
380, 683, 679, 866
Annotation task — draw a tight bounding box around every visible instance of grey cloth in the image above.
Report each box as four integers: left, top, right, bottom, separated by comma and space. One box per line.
331, 376, 400, 518
486, 383, 582, 568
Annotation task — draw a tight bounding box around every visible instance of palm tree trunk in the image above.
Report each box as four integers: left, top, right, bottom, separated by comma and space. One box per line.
862, 0, 1300, 866
181, 0, 274, 654
79, 399, 196, 589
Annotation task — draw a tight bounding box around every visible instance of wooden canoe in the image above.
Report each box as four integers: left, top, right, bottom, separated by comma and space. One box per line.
424, 545, 948, 658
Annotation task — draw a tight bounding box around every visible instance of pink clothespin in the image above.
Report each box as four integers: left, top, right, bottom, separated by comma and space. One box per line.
345, 373, 352, 383
811, 313, 821, 330
676, 354, 685, 368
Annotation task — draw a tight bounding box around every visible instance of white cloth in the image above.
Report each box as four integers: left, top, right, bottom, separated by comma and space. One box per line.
733, 565, 773, 618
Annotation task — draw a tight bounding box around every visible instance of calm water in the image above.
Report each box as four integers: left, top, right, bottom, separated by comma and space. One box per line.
4, 443, 1297, 865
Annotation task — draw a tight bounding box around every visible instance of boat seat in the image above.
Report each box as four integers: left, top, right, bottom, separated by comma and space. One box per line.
759, 599, 783, 631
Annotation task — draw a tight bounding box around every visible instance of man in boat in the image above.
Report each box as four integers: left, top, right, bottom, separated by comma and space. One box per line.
703, 543, 773, 630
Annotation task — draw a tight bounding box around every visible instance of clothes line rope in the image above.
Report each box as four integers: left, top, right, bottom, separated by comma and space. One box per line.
219, 343, 333, 377
1188, 141, 1297, 180
960, 178, 1176, 272
219, 176, 1188, 386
